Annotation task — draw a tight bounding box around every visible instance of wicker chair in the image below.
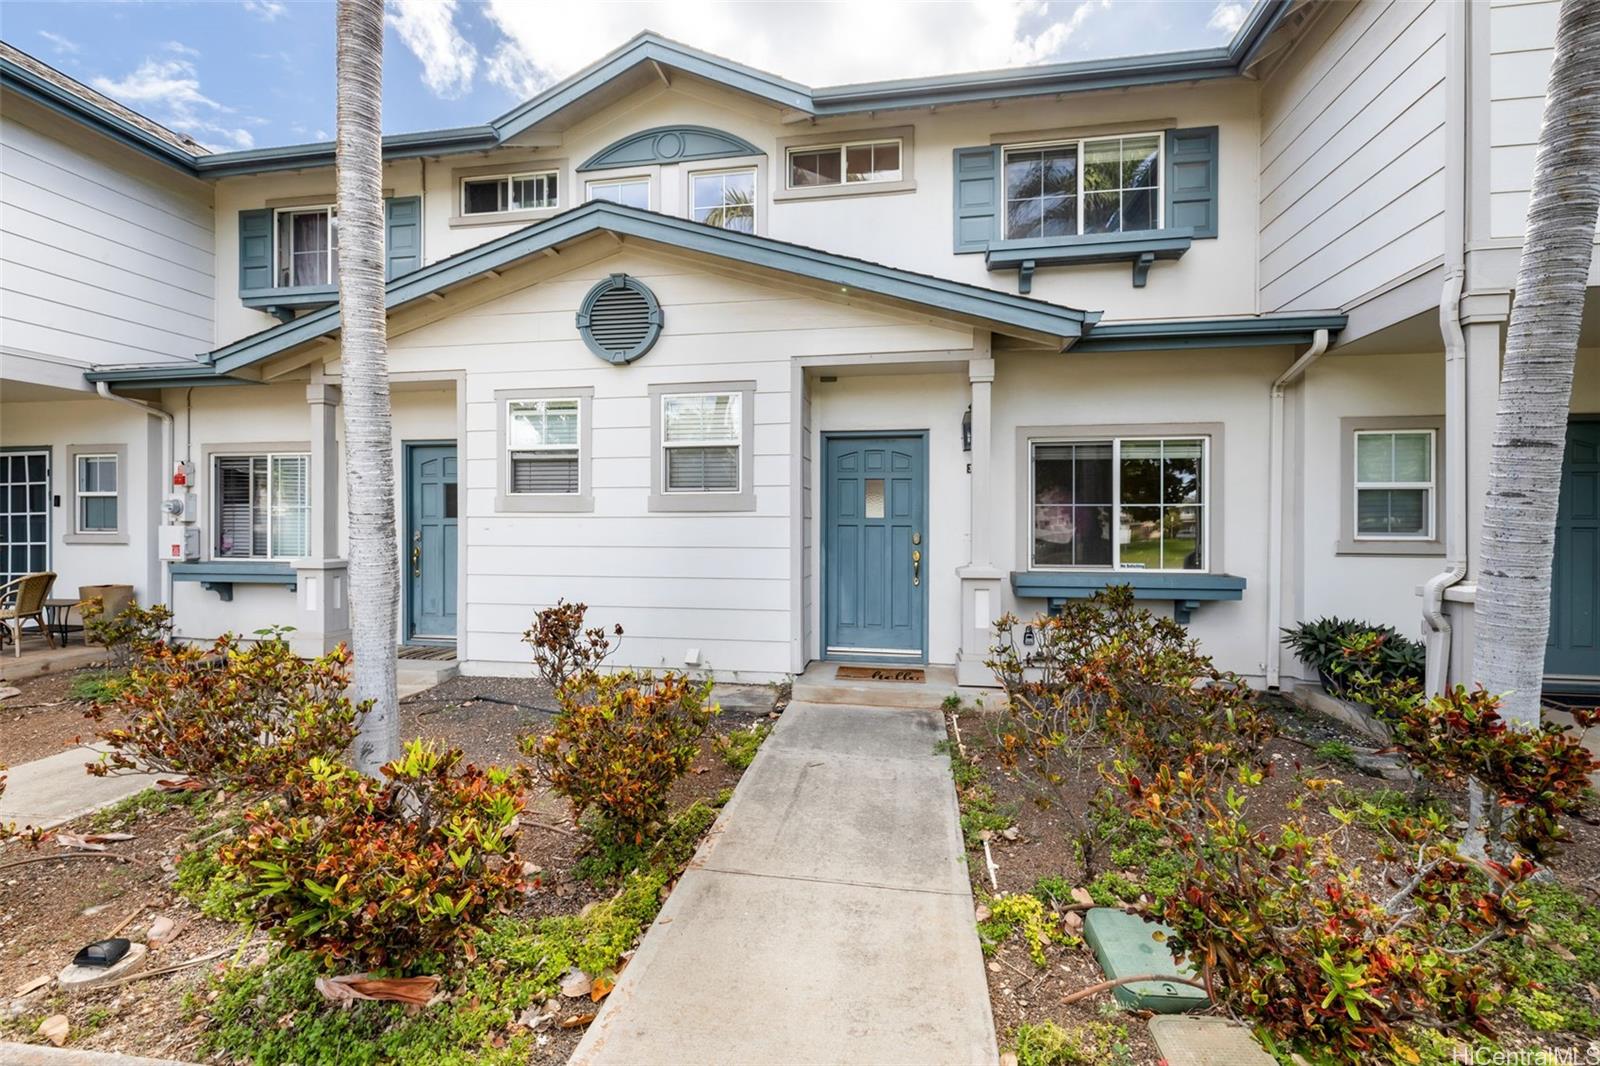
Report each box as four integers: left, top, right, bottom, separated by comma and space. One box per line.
0, 571, 57, 657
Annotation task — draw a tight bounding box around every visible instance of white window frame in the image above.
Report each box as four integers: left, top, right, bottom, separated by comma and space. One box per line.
784, 138, 904, 190
660, 391, 743, 495
505, 397, 582, 497
74, 453, 118, 535
273, 204, 337, 288
211, 452, 311, 561
585, 175, 652, 209
688, 166, 758, 232
1028, 435, 1210, 573
1002, 131, 1165, 240
1352, 429, 1436, 542
460, 170, 559, 216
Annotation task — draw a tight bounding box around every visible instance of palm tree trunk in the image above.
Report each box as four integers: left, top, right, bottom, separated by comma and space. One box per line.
1472, 0, 1600, 730
335, 0, 399, 775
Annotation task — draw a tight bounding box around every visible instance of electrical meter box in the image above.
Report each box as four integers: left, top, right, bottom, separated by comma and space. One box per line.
159, 525, 199, 562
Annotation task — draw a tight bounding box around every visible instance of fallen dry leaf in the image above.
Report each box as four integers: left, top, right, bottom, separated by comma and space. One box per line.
559, 1012, 597, 1029
53, 834, 107, 852
14, 974, 51, 997
560, 968, 592, 998
146, 916, 176, 946
38, 1014, 69, 1046
1070, 887, 1094, 908
590, 975, 615, 1001
156, 777, 206, 792
316, 973, 439, 1007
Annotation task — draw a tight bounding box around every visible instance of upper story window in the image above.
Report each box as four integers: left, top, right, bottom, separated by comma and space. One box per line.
690, 168, 755, 233
1030, 437, 1207, 572
587, 177, 650, 209
1004, 133, 1161, 240
275, 205, 338, 288
214, 453, 310, 560
507, 397, 581, 495
787, 139, 901, 189
1354, 430, 1435, 540
462, 171, 558, 215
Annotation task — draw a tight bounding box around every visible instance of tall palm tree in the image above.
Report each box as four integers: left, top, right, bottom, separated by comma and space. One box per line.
1472, 0, 1600, 729
336, 0, 399, 775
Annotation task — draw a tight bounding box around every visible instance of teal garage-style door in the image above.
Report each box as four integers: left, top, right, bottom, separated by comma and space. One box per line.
823, 434, 927, 661
1548, 419, 1600, 681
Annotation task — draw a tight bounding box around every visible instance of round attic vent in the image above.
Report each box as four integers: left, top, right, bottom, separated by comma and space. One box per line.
576, 274, 663, 365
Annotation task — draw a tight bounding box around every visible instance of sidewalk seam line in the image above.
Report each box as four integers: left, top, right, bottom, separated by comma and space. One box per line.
692, 863, 972, 898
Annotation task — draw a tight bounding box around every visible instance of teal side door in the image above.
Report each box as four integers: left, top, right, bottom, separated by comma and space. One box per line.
407, 443, 458, 641
823, 434, 927, 661
1548, 419, 1600, 679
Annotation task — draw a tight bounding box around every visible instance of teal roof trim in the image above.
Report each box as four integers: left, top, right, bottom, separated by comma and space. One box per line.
0, 57, 199, 174
1071, 312, 1346, 352
83, 365, 258, 389
164, 202, 1093, 378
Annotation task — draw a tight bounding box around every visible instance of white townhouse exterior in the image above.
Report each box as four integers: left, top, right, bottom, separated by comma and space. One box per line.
1, 0, 1596, 694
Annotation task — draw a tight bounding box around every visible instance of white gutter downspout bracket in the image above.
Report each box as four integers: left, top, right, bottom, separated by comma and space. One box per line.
1266, 327, 1330, 689
95, 381, 175, 608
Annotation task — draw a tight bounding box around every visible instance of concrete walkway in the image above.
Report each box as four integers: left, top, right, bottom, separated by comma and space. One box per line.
571, 701, 998, 1066
0, 745, 161, 830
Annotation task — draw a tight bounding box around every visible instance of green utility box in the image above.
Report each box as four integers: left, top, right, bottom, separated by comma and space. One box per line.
1082, 907, 1209, 1013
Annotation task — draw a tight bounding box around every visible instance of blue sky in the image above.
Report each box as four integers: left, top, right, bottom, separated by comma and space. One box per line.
0, 0, 1251, 153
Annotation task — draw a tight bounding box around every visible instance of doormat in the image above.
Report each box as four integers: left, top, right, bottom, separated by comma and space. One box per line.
836, 665, 926, 683
398, 644, 457, 661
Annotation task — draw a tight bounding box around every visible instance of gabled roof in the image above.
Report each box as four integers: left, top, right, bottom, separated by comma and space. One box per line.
88, 202, 1098, 385
1, 2, 1297, 179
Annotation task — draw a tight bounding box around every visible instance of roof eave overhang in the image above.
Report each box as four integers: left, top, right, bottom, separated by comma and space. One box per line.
0, 59, 202, 175
1071, 311, 1346, 352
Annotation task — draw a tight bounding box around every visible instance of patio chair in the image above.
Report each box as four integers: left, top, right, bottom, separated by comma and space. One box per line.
0, 571, 57, 657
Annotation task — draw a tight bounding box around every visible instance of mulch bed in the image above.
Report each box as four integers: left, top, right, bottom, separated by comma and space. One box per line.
0, 673, 777, 1061
946, 691, 1600, 1064
1, 670, 106, 766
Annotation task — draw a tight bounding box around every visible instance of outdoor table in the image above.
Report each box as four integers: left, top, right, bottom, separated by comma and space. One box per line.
43, 597, 79, 646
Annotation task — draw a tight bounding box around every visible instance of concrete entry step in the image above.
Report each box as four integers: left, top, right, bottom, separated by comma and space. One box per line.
792, 661, 966, 710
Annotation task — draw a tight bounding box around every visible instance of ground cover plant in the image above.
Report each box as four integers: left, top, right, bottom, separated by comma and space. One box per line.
1280, 616, 1425, 697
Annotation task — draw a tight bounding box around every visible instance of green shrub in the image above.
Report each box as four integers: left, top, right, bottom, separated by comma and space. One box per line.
1086, 870, 1142, 907
221, 742, 525, 973
82, 600, 173, 668
1013, 1020, 1134, 1066
977, 892, 1073, 966
1313, 740, 1356, 767
1492, 881, 1600, 1034
521, 599, 621, 689
712, 721, 771, 770
1280, 616, 1424, 695
69, 670, 127, 706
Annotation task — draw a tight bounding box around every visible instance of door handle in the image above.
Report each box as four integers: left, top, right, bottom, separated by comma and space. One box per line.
912, 547, 922, 587
411, 533, 422, 578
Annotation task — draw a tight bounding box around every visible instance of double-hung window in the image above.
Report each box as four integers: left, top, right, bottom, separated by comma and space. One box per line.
1004, 133, 1161, 240
213, 454, 310, 560
1354, 430, 1435, 539
690, 168, 755, 232
75, 454, 118, 534
661, 392, 741, 493
786, 139, 901, 189
462, 171, 559, 215
275, 206, 338, 288
586, 177, 650, 209
507, 398, 581, 494
1030, 437, 1207, 571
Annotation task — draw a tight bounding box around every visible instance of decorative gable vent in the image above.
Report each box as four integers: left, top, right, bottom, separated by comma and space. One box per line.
577, 274, 664, 364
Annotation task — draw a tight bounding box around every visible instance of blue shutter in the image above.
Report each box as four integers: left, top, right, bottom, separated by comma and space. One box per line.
238, 208, 273, 293
952, 146, 1000, 253
1165, 127, 1218, 239
385, 196, 422, 280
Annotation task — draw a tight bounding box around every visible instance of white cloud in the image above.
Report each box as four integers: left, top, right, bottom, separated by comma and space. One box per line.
38, 30, 80, 56
91, 57, 257, 150
1206, 1, 1250, 36
387, 0, 478, 99
480, 0, 1113, 99
242, 0, 288, 21
163, 41, 201, 58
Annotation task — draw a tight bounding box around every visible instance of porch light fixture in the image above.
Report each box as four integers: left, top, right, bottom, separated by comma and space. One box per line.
962, 405, 973, 452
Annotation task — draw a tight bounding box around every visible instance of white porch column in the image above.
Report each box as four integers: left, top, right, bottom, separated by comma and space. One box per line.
293, 380, 350, 654
957, 340, 1004, 687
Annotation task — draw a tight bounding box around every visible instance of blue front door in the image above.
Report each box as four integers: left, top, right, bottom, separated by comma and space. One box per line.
1547, 419, 1600, 680
824, 434, 927, 660
407, 444, 458, 641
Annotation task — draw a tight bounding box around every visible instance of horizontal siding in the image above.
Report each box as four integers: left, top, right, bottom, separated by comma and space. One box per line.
1258, 0, 1446, 312
1487, 0, 1560, 238
0, 102, 214, 365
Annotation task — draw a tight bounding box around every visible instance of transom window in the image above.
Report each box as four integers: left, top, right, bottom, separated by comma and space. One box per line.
461, 170, 559, 215
786, 139, 902, 189
275, 206, 338, 288
1030, 437, 1206, 571
76, 454, 118, 534
1354, 430, 1435, 539
662, 392, 741, 493
690, 168, 755, 232
507, 398, 581, 495
586, 177, 650, 209
1004, 133, 1161, 240
213, 454, 310, 560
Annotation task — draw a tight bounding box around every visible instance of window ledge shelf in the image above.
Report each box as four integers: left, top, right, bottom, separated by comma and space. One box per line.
241, 286, 337, 322
985, 228, 1193, 292
1009, 569, 1244, 624
172, 561, 298, 602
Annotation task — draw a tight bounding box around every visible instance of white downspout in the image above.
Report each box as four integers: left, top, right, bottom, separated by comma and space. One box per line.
1422, 0, 1471, 695
96, 382, 175, 608
1266, 327, 1330, 689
